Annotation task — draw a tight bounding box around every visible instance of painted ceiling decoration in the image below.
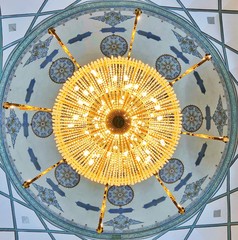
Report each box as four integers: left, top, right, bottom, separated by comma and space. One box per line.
0, 1, 237, 240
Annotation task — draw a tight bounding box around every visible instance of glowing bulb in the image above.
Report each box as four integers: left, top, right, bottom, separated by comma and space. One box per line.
83, 90, 89, 96
67, 123, 74, 128
150, 97, 157, 103
85, 130, 89, 135
88, 159, 94, 166
155, 104, 161, 110
160, 139, 166, 146
142, 91, 147, 97
91, 70, 97, 76
112, 75, 117, 81
134, 84, 139, 89
73, 115, 79, 120
97, 78, 103, 84
74, 85, 79, 91
124, 75, 129, 81
84, 150, 90, 157
77, 99, 84, 105
157, 116, 163, 121
136, 156, 141, 162
89, 86, 94, 92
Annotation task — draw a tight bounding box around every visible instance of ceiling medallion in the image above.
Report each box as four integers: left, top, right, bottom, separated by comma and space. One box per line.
2, 8, 229, 234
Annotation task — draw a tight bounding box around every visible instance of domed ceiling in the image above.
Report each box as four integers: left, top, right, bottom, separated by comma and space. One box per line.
0, 1, 238, 240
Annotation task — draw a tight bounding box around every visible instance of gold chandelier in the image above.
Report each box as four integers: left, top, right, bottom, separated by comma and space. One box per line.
3, 8, 229, 234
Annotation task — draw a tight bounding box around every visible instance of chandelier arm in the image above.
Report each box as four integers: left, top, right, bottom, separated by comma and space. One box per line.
153, 173, 185, 214
127, 8, 142, 60
169, 54, 212, 86
181, 131, 229, 143
48, 28, 81, 69
96, 183, 109, 234
3, 102, 52, 112
22, 159, 66, 188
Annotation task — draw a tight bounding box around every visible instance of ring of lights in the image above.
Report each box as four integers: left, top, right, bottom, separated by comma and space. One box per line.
52, 57, 182, 186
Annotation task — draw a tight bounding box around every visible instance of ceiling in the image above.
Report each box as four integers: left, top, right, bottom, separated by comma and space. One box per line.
0, 0, 238, 240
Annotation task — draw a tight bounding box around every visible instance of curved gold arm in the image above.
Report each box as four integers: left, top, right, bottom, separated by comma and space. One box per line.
127, 8, 142, 59
181, 131, 229, 143
3, 102, 52, 112
154, 173, 185, 214
170, 54, 212, 86
96, 183, 109, 233
48, 27, 81, 69
23, 159, 66, 188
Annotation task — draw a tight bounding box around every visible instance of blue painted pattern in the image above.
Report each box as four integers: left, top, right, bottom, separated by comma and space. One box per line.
55, 163, 80, 188
107, 185, 134, 206
170, 46, 189, 64
173, 31, 202, 58
31, 111, 53, 138
159, 159, 184, 183
28, 147, 41, 171
180, 176, 207, 204
195, 143, 208, 166
33, 183, 63, 211
104, 215, 143, 230
5, 109, 21, 147
108, 208, 133, 214
46, 178, 65, 197
68, 32, 92, 44
23, 112, 29, 138
143, 196, 166, 209
212, 96, 228, 136
49, 58, 75, 84
40, 49, 59, 69
25, 79, 35, 103
100, 27, 126, 34
91, 11, 133, 27
174, 173, 192, 191
24, 36, 53, 66
100, 35, 128, 57
156, 54, 181, 80
182, 105, 203, 132
137, 30, 161, 41
75, 201, 100, 212
194, 71, 206, 94
205, 105, 212, 131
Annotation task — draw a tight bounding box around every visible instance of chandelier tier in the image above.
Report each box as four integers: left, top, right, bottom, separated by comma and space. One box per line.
52, 56, 182, 186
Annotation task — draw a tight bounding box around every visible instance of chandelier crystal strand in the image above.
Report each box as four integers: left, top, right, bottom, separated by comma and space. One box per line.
53, 57, 182, 186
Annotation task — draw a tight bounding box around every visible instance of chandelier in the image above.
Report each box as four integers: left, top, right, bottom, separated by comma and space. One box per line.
3, 8, 229, 234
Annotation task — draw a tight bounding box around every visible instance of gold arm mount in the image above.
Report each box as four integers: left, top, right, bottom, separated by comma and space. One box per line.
127, 8, 142, 60
154, 173, 185, 214
48, 27, 81, 69
96, 183, 109, 234
169, 54, 212, 86
22, 159, 65, 188
3, 102, 52, 112
181, 131, 229, 143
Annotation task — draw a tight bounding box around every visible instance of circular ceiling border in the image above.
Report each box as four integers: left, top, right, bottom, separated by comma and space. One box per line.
0, 1, 237, 239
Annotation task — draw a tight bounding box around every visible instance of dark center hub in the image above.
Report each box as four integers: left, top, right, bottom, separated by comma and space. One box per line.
112, 115, 125, 128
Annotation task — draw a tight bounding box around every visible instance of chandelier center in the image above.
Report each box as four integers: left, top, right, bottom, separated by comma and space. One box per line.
106, 109, 131, 134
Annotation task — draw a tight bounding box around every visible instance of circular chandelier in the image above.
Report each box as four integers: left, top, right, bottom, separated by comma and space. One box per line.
52, 56, 182, 186
2, 6, 230, 235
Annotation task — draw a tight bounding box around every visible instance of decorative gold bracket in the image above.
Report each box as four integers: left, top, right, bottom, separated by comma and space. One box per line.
127, 8, 142, 59
3, 102, 52, 112
169, 54, 212, 86
96, 183, 109, 234
154, 173, 185, 214
48, 27, 81, 69
22, 159, 65, 188
181, 131, 229, 143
